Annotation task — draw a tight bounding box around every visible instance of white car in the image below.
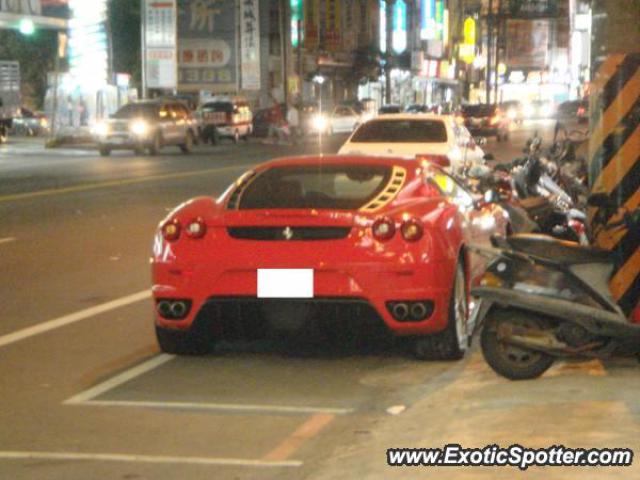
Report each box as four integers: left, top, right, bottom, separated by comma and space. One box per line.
311, 105, 362, 135
338, 114, 487, 174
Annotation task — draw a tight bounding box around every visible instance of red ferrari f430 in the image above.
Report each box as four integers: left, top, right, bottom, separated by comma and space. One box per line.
151, 155, 508, 359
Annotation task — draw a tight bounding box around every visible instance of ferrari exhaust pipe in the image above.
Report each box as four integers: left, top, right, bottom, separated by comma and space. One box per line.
391, 303, 409, 321
410, 302, 428, 321
157, 301, 173, 318
170, 301, 188, 319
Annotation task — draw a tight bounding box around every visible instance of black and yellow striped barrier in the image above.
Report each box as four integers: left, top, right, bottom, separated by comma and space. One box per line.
589, 53, 640, 316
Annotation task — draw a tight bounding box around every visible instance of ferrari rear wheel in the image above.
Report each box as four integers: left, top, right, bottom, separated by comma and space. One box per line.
155, 325, 211, 355
414, 261, 468, 361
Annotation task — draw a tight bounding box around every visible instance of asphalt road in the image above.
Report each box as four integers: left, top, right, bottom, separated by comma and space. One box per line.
2, 121, 637, 480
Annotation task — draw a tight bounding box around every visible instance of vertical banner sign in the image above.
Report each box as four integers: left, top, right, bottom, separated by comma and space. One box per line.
392, 0, 406, 53
145, 0, 177, 89
435, 0, 444, 41
420, 0, 435, 40
240, 0, 260, 90
325, 0, 341, 51
343, 0, 356, 51
304, 0, 319, 49
290, 0, 302, 48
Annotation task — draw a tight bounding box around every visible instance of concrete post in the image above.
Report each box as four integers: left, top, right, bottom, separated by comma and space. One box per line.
588, 0, 640, 316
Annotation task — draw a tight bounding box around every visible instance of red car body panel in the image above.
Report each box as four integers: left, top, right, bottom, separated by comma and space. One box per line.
151, 155, 507, 337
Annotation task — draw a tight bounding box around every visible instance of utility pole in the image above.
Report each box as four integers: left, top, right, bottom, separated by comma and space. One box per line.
493, 0, 502, 104
485, 0, 493, 104
385, 0, 394, 105
279, 0, 289, 107
140, 0, 147, 99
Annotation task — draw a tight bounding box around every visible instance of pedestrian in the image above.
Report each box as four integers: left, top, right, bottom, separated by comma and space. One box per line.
267, 101, 285, 144
286, 102, 300, 144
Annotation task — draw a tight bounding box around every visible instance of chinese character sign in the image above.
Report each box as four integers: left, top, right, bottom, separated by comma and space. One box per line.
325, 0, 341, 51
304, 0, 320, 49
241, 0, 260, 90
144, 0, 178, 89
177, 0, 237, 90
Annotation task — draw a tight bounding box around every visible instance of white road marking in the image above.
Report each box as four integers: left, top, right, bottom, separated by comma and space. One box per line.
0, 237, 16, 245
75, 399, 353, 416
0, 290, 150, 348
64, 354, 174, 404
0, 451, 301, 468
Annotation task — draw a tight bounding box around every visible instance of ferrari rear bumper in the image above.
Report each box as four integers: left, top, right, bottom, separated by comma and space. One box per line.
152, 262, 454, 337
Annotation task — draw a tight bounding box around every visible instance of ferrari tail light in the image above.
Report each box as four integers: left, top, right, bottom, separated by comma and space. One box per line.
185, 217, 207, 238
372, 217, 395, 241
415, 154, 451, 168
400, 218, 424, 242
161, 219, 181, 242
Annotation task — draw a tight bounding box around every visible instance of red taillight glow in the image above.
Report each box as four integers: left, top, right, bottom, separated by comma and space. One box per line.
185, 217, 207, 239
401, 218, 424, 242
415, 154, 451, 168
162, 219, 181, 242
372, 217, 396, 241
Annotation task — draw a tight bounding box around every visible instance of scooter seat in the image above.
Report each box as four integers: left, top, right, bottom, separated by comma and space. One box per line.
505, 234, 613, 264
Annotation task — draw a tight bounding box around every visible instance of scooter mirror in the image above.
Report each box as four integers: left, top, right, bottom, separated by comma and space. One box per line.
483, 189, 500, 204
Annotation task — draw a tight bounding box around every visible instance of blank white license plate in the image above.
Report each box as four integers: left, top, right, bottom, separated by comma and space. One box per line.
257, 269, 314, 298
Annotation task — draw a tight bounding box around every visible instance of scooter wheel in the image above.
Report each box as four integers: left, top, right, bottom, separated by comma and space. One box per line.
480, 309, 554, 380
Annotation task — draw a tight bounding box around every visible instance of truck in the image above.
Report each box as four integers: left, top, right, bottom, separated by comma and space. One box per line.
0, 61, 21, 143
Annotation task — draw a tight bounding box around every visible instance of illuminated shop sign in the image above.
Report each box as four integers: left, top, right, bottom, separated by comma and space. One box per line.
392, 0, 406, 53
420, 0, 435, 40
68, 0, 108, 88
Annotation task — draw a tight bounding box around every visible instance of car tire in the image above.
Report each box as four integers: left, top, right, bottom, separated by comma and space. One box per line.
99, 146, 111, 157
148, 133, 162, 155
480, 308, 554, 380
180, 131, 194, 154
413, 260, 468, 361
155, 325, 211, 356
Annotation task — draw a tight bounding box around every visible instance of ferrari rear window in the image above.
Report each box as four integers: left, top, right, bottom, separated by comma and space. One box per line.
350, 120, 447, 143
236, 165, 392, 210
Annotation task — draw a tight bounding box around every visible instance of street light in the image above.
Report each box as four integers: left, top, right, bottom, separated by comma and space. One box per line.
18, 19, 35, 35
313, 75, 326, 149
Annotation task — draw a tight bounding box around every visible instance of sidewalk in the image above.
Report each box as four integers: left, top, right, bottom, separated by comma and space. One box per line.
307, 350, 640, 480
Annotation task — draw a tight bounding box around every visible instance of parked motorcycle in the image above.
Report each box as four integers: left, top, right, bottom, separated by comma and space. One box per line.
489, 135, 588, 243
470, 194, 640, 380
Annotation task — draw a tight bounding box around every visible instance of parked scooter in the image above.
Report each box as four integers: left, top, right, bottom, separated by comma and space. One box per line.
491, 135, 588, 243
470, 194, 640, 380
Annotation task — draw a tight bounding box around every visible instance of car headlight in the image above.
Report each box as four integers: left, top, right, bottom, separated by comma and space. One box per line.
92, 122, 109, 136
131, 120, 149, 136
312, 115, 328, 131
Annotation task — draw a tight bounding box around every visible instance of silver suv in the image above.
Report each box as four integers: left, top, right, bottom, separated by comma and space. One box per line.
93, 100, 198, 156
